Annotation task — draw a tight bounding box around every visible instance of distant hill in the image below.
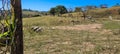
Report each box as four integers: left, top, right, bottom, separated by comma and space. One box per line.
61, 6, 120, 19
22, 9, 48, 18
22, 6, 120, 19
87, 6, 120, 18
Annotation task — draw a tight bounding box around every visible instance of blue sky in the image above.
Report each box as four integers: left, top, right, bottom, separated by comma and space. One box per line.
0, 0, 120, 11
22, 0, 120, 11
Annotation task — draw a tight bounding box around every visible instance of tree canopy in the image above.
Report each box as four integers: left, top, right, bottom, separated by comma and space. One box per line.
49, 8, 56, 15
49, 5, 68, 15
74, 7, 82, 12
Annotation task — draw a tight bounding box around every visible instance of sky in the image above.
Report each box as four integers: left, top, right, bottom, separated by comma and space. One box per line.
21, 0, 120, 11
0, 0, 120, 11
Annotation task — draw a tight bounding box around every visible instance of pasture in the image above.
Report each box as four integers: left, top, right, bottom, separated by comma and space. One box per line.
23, 16, 120, 54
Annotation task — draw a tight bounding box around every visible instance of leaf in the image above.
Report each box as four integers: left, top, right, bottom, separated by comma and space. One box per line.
0, 31, 9, 38
5, 19, 10, 27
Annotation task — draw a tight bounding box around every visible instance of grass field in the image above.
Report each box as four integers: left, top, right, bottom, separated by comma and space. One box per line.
23, 16, 120, 54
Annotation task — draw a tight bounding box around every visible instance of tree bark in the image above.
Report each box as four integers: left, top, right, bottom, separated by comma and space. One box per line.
83, 12, 86, 20
10, 0, 23, 54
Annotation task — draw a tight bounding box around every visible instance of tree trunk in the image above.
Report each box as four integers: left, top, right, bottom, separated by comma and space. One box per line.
83, 12, 86, 20
10, 0, 23, 54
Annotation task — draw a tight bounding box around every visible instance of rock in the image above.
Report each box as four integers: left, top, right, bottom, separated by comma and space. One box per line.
36, 27, 42, 32
31, 26, 39, 31
109, 16, 112, 20
51, 27, 55, 30
31, 26, 43, 32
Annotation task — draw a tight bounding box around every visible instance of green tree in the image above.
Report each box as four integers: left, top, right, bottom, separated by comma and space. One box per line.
74, 7, 82, 12
49, 7, 56, 15
55, 5, 68, 15
49, 5, 68, 16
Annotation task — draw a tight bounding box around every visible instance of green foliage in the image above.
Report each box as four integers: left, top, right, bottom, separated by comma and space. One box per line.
74, 7, 82, 12
0, 6, 16, 46
55, 5, 68, 14
49, 5, 68, 15
0, 31, 9, 38
49, 8, 56, 15
0, 18, 16, 46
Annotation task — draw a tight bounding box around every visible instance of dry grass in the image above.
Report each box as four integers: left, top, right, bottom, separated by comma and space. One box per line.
23, 16, 120, 54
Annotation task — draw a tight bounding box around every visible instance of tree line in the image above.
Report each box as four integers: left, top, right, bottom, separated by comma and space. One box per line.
49, 3, 120, 16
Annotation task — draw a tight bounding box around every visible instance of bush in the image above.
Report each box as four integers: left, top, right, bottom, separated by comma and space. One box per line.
49, 5, 68, 15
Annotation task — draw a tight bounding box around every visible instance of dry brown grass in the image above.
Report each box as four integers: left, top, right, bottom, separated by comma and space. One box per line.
23, 16, 120, 54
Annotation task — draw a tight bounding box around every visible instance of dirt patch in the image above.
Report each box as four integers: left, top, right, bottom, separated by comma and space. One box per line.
53, 24, 102, 32
100, 29, 112, 34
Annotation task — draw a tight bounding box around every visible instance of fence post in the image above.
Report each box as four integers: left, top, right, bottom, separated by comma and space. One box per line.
10, 0, 23, 54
